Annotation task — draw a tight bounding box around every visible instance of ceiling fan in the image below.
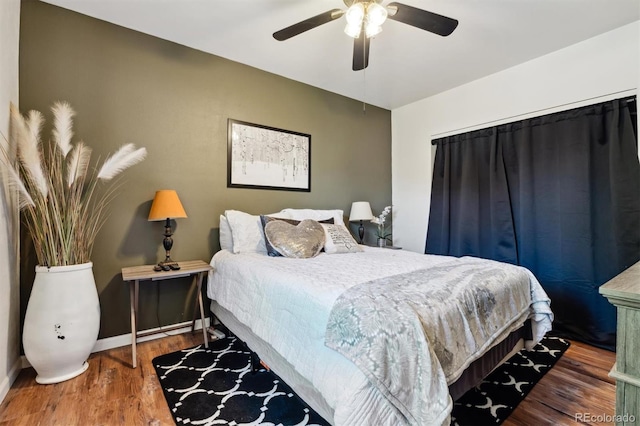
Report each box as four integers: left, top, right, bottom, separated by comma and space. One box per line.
273, 0, 458, 71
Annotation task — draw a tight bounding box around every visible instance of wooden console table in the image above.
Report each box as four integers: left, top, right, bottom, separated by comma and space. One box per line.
121, 259, 212, 368
600, 260, 640, 423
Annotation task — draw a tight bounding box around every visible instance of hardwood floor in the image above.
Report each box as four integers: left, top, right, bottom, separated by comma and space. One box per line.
0, 333, 202, 426
504, 340, 616, 425
0, 334, 616, 425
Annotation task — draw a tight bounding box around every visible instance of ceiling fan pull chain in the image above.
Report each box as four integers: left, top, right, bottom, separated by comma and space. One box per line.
362, 41, 367, 114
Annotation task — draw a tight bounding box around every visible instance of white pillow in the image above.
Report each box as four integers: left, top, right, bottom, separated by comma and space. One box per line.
322, 224, 362, 254
224, 210, 288, 254
219, 215, 233, 251
281, 208, 345, 226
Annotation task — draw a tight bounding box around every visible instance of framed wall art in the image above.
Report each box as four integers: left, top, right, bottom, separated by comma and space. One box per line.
227, 119, 311, 192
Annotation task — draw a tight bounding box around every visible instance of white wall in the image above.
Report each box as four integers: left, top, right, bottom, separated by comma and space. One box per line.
0, 0, 21, 404
392, 21, 640, 253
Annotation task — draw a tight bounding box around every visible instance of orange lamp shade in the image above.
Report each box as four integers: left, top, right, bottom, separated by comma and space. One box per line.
148, 190, 188, 221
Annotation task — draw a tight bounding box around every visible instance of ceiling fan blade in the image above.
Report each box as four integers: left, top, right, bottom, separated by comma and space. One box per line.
387, 2, 458, 36
352, 30, 370, 71
273, 9, 344, 41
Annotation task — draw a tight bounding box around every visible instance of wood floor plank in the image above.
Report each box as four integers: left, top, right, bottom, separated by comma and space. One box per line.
505, 342, 616, 425
503, 398, 581, 426
0, 336, 616, 425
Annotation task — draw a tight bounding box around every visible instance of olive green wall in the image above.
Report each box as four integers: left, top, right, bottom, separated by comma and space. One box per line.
19, 1, 391, 338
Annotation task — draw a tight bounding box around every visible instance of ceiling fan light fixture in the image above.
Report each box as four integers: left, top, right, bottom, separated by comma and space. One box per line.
364, 23, 382, 38
365, 2, 388, 27
345, 2, 365, 26
344, 22, 362, 38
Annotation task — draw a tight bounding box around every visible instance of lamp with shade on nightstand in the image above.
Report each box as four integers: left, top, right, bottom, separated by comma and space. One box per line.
349, 201, 373, 244
148, 190, 187, 271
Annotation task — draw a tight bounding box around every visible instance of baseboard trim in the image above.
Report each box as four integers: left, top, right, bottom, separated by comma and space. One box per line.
93, 318, 209, 353
19, 318, 210, 370
0, 358, 22, 404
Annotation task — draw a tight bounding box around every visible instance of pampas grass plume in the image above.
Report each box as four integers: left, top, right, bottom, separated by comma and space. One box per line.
5, 165, 35, 209
12, 105, 49, 199
97, 144, 147, 181
66, 141, 92, 187
51, 101, 75, 158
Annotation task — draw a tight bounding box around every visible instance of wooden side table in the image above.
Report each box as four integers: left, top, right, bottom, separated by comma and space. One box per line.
121, 259, 213, 368
599, 260, 640, 423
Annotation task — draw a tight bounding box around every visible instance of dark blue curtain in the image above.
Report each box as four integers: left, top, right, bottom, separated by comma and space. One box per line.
426, 97, 639, 350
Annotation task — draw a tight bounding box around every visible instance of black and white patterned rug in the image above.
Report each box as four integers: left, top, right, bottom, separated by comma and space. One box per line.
153, 330, 568, 426
153, 329, 330, 426
452, 336, 570, 425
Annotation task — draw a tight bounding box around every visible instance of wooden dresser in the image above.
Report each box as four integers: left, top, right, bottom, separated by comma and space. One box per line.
600, 260, 640, 423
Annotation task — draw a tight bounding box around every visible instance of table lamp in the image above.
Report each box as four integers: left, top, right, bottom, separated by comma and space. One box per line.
349, 201, 373, 244
148, 190, 187, 271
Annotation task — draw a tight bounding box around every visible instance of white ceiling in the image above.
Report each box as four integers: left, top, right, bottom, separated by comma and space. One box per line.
41, 0, 639, 110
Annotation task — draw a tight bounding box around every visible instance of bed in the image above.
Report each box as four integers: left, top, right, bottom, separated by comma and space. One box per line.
207, 209, 553, 425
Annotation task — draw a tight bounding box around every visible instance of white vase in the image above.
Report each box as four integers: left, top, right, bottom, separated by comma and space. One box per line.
23, 262, 100, 384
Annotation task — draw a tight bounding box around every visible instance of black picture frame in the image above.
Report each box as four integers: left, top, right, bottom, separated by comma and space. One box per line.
227, 119, 311, 192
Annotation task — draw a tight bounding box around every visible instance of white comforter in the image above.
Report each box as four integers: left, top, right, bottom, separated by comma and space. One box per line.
207, 248, 552, 425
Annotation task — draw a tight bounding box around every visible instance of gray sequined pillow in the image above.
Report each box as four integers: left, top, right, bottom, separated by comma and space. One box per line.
264, 219, 325, 259
260, 215, 333, 257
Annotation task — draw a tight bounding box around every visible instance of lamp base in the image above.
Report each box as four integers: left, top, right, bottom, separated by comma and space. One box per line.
153, 218, 181, 271
358, 220, 365, 244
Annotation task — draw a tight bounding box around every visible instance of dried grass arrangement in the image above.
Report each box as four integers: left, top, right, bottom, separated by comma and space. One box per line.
1, 102, 146, 266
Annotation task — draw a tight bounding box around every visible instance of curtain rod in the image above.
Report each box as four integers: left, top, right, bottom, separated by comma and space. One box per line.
431, 88, 637, 140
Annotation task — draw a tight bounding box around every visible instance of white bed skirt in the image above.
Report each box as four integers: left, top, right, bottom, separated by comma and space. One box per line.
210, 301, 336, 424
